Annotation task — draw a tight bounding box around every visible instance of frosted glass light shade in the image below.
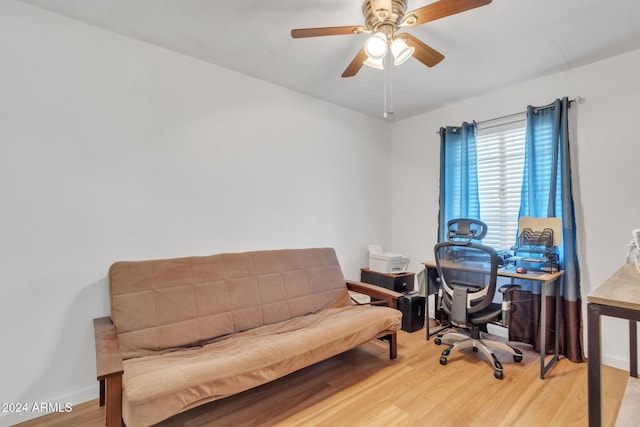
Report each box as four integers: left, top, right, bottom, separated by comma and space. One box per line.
363, 56, 384, 70
391, 38, 415, 65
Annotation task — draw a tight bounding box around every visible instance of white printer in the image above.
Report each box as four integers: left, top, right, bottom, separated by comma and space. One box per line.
368, 244, 410, 274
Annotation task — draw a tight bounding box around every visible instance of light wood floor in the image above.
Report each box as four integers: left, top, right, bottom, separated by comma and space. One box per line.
16, 327, 628, 427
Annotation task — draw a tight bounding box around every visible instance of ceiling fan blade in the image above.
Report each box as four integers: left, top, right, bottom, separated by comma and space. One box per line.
399, 33, 445, 67
291, 26, 367, 38
403, 0, 492, 27
341, 47, 368, 78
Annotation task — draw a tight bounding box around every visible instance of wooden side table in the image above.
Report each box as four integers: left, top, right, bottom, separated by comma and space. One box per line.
360, 268, 415, 293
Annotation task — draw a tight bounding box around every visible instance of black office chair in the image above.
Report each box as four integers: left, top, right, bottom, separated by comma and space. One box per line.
434, 218, 522, 379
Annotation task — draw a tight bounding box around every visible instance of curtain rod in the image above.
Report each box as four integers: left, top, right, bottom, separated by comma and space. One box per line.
437, 97, 583, 134
479, 97, 580, 125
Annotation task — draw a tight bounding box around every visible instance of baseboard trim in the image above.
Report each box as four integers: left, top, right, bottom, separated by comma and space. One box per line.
602, 354, 633, 371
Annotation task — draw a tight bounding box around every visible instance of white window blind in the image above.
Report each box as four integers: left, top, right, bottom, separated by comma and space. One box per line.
476, 116, 526, 249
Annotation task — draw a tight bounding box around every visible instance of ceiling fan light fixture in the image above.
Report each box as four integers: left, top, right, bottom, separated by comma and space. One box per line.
363, 56, 385, 70
293, 0, 493, 78
391, 38, 414, 65
364, 32, 388, 59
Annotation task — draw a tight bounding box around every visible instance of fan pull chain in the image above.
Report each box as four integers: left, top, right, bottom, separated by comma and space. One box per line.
383, 51, 394, 118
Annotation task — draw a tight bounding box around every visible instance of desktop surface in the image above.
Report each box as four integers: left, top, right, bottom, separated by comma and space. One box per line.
588, 263, 640, 311
422, 260, 563, 282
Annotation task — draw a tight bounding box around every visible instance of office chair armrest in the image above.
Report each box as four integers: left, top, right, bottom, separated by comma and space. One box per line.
498, 284, 521, 326
499, 284, 520, 294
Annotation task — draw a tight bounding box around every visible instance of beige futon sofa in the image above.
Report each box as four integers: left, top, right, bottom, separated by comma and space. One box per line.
94, 247, 402, 426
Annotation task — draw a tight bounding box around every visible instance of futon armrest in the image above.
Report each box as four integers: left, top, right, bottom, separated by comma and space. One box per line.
346, 280, 403, 310
93, 317, 124, 381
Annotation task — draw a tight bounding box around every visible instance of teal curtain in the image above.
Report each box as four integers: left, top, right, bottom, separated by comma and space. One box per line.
509, 97, 584, 362
437, 122, 480, 242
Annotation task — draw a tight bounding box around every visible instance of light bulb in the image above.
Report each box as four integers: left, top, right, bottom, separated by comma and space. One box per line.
364, 33, 388, 59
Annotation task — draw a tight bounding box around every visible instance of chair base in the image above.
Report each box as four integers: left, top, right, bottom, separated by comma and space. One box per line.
435, 330, 523, 380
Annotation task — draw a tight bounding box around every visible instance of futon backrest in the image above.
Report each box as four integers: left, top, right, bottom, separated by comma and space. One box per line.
109, 248, 349, 359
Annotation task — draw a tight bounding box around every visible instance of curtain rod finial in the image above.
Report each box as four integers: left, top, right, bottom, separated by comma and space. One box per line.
574, 96, 586, 104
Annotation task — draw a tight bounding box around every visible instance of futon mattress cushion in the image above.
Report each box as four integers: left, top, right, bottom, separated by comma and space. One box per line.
120, 305, 401, 427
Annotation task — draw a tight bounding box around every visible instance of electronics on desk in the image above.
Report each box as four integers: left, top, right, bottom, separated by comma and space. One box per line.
368, 244, 410, 274
508, 217, 561, 273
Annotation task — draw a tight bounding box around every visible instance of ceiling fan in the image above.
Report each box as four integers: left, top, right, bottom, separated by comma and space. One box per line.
291, 0, 492, 77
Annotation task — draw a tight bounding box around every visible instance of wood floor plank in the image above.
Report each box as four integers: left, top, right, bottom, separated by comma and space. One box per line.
14, 330, 628, 427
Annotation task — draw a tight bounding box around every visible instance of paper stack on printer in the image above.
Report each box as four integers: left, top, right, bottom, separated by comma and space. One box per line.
368, 245, 410, 274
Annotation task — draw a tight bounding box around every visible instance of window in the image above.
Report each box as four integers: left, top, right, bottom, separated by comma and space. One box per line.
476, 115, 526, 249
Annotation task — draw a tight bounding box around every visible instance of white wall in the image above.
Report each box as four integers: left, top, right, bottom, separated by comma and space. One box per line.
0, 2, 391, 425
390, 48, 640, 371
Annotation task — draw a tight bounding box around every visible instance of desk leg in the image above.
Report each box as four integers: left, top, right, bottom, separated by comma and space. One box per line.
539, 278, 561, 379
540, 280, 547, 379
425, 269, 449, 340
587, 303, 602, 427
631, 320, 638, 378
426, 292, 431, 340
555, 278, 560, 359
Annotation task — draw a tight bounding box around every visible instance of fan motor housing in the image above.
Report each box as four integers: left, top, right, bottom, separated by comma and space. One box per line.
362, 0, 408, 33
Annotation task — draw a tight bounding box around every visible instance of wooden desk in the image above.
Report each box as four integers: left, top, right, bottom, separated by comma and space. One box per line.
587, 263, 640, 427
422, 261, 564, 379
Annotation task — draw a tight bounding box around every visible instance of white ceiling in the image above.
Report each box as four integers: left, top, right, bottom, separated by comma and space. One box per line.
18, 0, 640, 121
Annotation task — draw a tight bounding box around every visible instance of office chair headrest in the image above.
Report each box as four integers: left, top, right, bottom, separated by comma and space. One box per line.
447, 218, 488, 244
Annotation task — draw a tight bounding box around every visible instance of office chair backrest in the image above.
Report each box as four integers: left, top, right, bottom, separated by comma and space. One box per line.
434, 241, 499, 325
446, 218, 488, 244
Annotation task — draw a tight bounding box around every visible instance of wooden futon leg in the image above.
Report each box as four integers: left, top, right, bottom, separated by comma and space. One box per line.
380, 332, 397, 359
104, 375, 123, 427
94, 317, 125, 427
389, 332, 397, 359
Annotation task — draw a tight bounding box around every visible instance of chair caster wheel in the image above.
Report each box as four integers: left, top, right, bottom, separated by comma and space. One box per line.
494, 370, 504, 380
514, 355, 523, 363
440, 356, 447, 366
434, 337, 442, 345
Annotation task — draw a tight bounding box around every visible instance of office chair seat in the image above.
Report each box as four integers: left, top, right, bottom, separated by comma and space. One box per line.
468, 303, 502, 324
